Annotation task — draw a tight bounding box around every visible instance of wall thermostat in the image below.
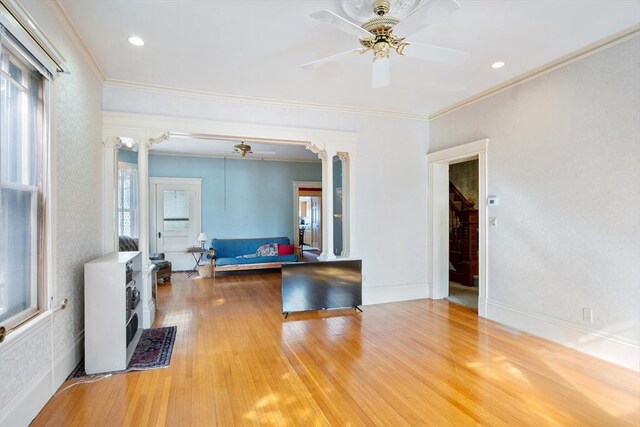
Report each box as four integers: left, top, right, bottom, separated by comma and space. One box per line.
488, 196, 499, 206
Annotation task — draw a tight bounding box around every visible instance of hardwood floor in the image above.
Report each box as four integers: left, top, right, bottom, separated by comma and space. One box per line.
33, 273, 640, 426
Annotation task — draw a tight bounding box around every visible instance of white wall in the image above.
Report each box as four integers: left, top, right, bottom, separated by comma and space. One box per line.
103, 85, 430, 305
0, 1, 103, 425
430, 36, 640, 370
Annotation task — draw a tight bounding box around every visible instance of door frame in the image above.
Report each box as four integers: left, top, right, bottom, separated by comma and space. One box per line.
427, 139, 488, 317
149, 177, 202, 253
292, 181, 321, 248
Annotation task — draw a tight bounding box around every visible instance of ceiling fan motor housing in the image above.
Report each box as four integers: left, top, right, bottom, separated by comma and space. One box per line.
234, 142, 253, 157
360, 14, 403, 58
373, 0, 391, 16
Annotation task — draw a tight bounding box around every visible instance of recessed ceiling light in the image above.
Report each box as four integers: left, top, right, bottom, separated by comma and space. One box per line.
491, 61, 505, 69
128, 36, 144, 46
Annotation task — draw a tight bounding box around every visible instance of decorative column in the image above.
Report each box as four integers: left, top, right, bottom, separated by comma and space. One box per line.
135, 133, 168, 328
318, 149, 336, 261
136, 138, 153, 327
347, 152, 357, 258
137, 138, 152, 269
338, 152, 350, 257
102, 137, 122, 254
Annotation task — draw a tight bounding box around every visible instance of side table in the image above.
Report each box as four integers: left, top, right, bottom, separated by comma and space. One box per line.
186, 247, 208, 278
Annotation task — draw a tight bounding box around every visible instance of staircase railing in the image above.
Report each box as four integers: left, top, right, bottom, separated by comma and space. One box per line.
449, 182, 478, 287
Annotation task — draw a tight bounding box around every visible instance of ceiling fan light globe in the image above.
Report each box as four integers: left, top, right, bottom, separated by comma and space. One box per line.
374, 41, 391, 58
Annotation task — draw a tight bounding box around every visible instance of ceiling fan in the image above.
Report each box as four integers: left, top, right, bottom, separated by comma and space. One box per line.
233, 142, 276, 158
301, 0, 468, 88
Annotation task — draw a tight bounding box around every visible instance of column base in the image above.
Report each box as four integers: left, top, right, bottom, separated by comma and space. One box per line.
317, 252, 337, 261
140, 266, 156, 328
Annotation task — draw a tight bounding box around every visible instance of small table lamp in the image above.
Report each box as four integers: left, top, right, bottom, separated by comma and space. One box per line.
197, 233, 209, 249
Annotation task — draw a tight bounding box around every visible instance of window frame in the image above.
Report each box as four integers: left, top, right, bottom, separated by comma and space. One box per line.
0, 26, 50, 335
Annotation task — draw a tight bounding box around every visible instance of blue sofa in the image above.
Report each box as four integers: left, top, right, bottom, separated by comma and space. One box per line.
210, 237, 298, 273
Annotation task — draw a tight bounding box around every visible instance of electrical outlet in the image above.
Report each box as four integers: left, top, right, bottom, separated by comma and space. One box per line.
489, 217, 497, 227
582, 307, 594, 322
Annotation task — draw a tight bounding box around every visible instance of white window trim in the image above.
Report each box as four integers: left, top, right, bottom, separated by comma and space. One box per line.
0, 0, 67, 75
117, 161, 138, 238
0, 15, 55, 345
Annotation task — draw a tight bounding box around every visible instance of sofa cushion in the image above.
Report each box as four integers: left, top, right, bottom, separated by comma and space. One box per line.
211, 237, 291, 258
256, 243, 278, 257
216, 254, 298, 267
278, 244, 294, 255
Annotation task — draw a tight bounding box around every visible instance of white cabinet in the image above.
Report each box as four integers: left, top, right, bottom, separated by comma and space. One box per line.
84, 251, 143, 374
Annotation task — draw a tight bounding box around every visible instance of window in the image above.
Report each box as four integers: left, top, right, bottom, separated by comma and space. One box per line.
0, 32, 47, 330
118, 161, 138, 238
163, 190, 190, 231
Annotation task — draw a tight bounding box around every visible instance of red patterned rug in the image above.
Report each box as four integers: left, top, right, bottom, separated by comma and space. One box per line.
68, 326, 177, 379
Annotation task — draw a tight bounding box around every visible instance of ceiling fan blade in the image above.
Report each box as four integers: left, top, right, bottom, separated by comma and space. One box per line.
310, 10, 373, 38
301, 48, 363, 70
372, 57, 390, 89
400, 42, 468, 65
253, 151, 276, 155
393, 0, 461, 38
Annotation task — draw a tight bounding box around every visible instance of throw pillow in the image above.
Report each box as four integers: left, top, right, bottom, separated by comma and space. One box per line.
278, 244, 294, 255
256, 243, 278, 257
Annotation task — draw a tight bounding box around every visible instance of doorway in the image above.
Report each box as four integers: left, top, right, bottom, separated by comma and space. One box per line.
447, 158, 479, 310
298, 194, 322, 251
150, 177, 202, 271
293, 181, 322, 255
428, 139, 488, 317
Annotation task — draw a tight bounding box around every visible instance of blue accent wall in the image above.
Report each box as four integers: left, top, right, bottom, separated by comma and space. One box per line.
118, 149, 138, 164
148, 155, 321, 242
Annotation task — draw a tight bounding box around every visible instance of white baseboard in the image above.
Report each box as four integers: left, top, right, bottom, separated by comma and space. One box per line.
53, 331, 84, 388
363, 283, 428, 306
0, 368, 52, 427
486, 300, 640, 372
478, 297, 488, 318
0, 329, 84, 427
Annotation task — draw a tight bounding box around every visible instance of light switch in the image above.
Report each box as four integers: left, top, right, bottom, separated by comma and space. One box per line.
489, 217, 497, 227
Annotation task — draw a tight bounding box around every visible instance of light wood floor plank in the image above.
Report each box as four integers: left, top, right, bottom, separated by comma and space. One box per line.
31, 272, 640, 426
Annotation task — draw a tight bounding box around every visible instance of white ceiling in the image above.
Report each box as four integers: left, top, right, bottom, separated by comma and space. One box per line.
151, 137, 319, 162
58, 0, 640, 116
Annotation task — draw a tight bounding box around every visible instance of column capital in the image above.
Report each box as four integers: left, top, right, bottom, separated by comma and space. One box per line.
338, 152, 349, 162
305, 142, 325, 157
103, 137, 123, 150
136, 138, 152, 151
137, 133, 170, 151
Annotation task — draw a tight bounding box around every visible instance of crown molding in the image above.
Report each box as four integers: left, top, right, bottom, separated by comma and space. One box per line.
46, 0, 105, 82
103, 79, 428, 121
146, 150, 321, 164
102, 111, 359, 154
430, 24, 640, 121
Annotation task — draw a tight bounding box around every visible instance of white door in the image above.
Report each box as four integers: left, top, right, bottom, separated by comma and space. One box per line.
153, 181, 201, 271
